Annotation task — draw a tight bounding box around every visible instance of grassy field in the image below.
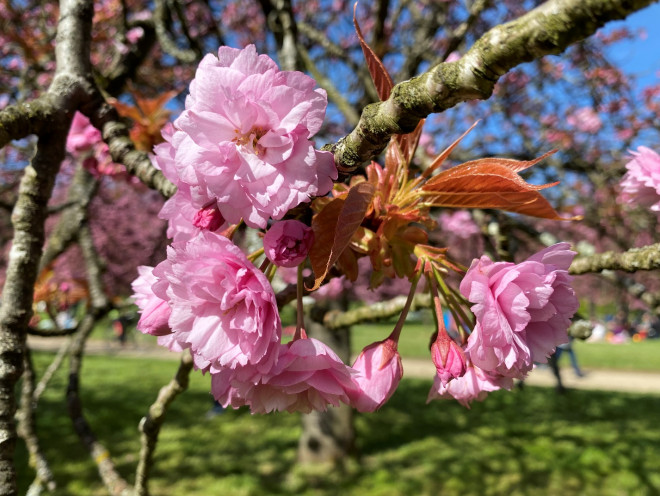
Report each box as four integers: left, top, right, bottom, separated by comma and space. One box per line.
15, 352, 660, 495
351, 322, 660, 371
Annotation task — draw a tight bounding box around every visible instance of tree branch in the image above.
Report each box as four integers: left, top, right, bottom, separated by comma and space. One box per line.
570, 243, 660, 275
0, 96, 59, 149
90, 101, 176, 198
134, 352, 193, 496
16, 349, 57, 494
39, 165, 99, 272
153, 0, 198, 63
323, 293, 431, 330
330, 0, 658, 173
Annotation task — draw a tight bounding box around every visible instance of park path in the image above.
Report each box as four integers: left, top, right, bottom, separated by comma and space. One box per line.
401, 357, 660, 394
27, 336, 660, 395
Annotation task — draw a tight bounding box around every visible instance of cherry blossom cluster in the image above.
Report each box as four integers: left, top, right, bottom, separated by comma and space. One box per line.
132, 46, 383, 414
131, 45, 579, 413
427, 243, 578, 407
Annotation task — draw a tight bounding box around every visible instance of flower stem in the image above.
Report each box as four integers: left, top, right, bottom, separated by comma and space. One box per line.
388, 270, 422, 343
294, 264, 305, 341
247, 247, 264, 263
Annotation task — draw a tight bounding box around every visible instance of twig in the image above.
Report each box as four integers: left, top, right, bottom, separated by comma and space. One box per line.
134, 352, 194, 496
66, 312, 129, 496
33, 338, 73, 404
16, 349, 57, 494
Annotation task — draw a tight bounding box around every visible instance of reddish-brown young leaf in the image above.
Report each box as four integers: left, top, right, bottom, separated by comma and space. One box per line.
421, 157, 579, 220
396, 118, 426, 165
417, 121, 480, 184
308, 182, 376, 290
353, 2, 394, 101
454, 149, 557, 173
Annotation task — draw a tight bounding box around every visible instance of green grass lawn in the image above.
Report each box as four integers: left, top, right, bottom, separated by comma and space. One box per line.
16, 352, 660, 495
351, 322, 660, 371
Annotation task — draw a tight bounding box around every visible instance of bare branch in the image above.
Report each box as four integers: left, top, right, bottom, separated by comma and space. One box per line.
33, 338, 73, 404
570, 243, 660, 275
440, 0, 491, 62
134, 352, 194, 496
331, 0, 658, 173
39, 165, 99, 272
324, 293, 431, 330
0, 96, 59, 149
297, 46, 360, 126
27, 326, 79, 338
66, 312, 129, 496
90, 102, 176, 198
154, 0, 198, 63
16, 349, 57, 494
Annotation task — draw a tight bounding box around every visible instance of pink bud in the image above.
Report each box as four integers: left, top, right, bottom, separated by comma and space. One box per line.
431, 330, 467, 386
263, 220, 314, 268
349, 338, 403, 412
193, 202, 225, 231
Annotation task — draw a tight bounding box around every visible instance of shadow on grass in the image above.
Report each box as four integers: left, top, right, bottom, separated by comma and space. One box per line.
16, 354, 660, 496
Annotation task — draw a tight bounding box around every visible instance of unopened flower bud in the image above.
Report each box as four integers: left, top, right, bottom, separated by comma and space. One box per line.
263, 220, 314, 267
193, 202, 225, 231
431, 330, 466, 386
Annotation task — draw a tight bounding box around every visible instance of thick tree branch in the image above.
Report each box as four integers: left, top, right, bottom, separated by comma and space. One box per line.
134, 352, 193, 496
90, 102, 176, 198
331, 0, 658, 173
0, 96, 59, 149
570, 243, 660, 275
0, 0, 95, 490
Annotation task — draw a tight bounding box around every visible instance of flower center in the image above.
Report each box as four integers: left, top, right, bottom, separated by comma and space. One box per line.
233, 127, 266, 156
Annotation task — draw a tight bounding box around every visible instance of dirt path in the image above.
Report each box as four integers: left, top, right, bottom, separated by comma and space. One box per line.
28, 336, 660, 394
401, 357, 660, 394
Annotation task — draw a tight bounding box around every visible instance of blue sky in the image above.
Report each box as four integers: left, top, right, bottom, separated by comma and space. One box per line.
605, 2, 660, 87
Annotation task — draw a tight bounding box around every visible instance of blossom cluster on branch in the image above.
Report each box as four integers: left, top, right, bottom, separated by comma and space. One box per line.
128, 46, 581, 412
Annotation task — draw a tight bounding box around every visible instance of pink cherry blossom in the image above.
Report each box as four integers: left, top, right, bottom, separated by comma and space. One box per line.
349, 338, 403, 412
164, 45, 337, 229
430, 330, 466, 386
150, 230, 281, 374
566, 107, 602, 133
263, 219, 314, 267
152, 125, 228, 241
211, 336, 358, 414
459, 243, 579, 380
66, 112, 102, 153
131, 265, 171, 336
65, 111, 124, 176
427, 363, 513, 408
619, 146, 660, 212
439, 210, 480, 239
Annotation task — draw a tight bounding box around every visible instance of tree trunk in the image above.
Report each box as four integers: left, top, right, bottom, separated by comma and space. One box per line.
297, 311, 355, 466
